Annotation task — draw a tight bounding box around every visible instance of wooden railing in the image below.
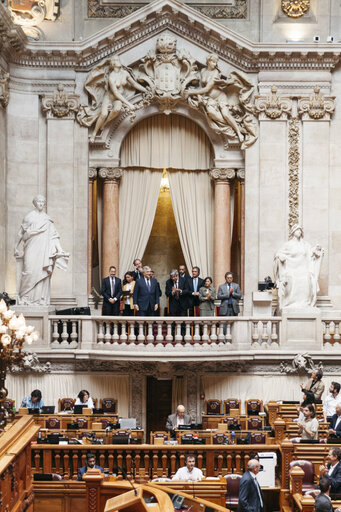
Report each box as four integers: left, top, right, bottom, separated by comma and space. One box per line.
49, 315, 281, 349
31, 443, 280, 480
0, 416, 40, 512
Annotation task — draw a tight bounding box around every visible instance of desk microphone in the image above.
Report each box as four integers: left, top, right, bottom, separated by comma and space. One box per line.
118, 465, 138, 496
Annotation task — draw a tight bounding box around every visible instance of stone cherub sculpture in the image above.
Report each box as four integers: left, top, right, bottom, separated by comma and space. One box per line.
14, 195, 69, 306
273, 224, 324, 310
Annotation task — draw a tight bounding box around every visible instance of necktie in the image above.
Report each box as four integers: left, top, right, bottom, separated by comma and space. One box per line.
194, 279, 197, 292
255, 479, 263, 508
110, 277, 114, 296
147, 279, 151, 290
228, 284, 232, 304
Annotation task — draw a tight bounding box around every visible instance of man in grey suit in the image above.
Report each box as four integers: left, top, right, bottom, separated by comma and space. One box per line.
315, 478, 334, 512
166, 405, 191, 437
217, 272, 242, 316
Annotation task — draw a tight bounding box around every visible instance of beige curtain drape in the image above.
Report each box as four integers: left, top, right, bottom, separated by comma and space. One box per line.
202, 374, 303, 414
172, 376, 185, 412
119, 169, 162, 276
120, 114, 212, 170
168, 171, 214, 278
7, 373, 130, 416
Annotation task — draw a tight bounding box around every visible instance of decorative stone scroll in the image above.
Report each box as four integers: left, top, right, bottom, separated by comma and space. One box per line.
298, 86, 335, 120
8, 0, 60, 40
0, 71, 10, 109
99, 167, 123, 182
254, 86, 292, 120
209, 168, 236, 181
41, 84, 80, 119
281, 0, 310, 18
89, 167, 98, 180
79, 36, 258, 150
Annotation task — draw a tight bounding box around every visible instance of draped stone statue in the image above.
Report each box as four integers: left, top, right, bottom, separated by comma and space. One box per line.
273, 225, 324, 310
14, 195, 69, 306
187, 53, 257, 149
77, 55, 147, 142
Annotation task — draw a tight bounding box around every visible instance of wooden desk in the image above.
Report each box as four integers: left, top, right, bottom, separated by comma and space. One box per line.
151, 478, 227, 507
175, 429, 274, 445
36, 428, 144, 443
26, 413, 118, 429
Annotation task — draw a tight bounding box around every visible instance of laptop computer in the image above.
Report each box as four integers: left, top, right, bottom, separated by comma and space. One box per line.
93, 408, 103, 415
41, 406, 55, 414
73, 405, 85, 414
120, 418, 137, 429
28, 408, 40, 415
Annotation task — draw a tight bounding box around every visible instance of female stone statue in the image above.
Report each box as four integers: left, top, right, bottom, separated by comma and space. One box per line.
273, 224, 324, 310
187, 53, 257, 149
14, 195, 69, 305
77, 55, 147, 142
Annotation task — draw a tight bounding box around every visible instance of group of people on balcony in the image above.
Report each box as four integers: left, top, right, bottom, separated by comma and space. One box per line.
101, 259, 241, 317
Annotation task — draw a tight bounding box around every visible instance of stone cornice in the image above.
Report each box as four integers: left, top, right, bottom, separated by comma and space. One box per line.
0, 4, 26, 58
5, 0, 341, 72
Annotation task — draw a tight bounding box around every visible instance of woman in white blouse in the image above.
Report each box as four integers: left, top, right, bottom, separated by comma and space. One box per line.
122, 271, 135, 316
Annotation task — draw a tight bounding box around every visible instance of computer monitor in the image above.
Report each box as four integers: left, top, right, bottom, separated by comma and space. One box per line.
41, 406, 55, 414
73, 405, 85, 414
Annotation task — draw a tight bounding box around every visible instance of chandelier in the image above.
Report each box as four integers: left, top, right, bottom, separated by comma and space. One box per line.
0, 299, 38, 430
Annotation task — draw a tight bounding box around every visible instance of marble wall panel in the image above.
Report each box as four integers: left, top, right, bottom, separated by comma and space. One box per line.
0, 107, 6, 290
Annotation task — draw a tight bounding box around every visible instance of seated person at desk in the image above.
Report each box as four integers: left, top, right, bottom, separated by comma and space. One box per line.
21, 389, 44, 409
166, 405, 191, 436
172, 454, 203, 482
328, 403, 341, 438
77, 453, 103, 481
319, 447, 341, 496
75, 389, 94, 409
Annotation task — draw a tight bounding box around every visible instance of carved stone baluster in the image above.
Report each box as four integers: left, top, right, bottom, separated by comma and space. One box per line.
210, 321, 217, 343
218, 321, 225, 343
128, 321, 136, 343
175, 321, 182, 342
60, 321, 69, 348
252, 321, 260, 347
138, 322, 145, 342
193, 321, 200, 342
184, 321, 191, 343
156, 321, 163, 342
112, 321, 119, 344
334, 322, 340, 344
120, 322, 127, 343
146, 322, 154, 343
225, 322, 232, 345
261, 321, 268, 348
202, 322, 209, 342
52, 320, 60, 346
97, 321, 104, 345
104, 322, 111, 344
324, 321, 331, 347
270, 321, 279, 348
69, 321, 78, 348
166, 321, 173, 342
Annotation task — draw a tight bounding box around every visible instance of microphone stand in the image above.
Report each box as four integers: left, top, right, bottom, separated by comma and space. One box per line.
118, 465, 138, 496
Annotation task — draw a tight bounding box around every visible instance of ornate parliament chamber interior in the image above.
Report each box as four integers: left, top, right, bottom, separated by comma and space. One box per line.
2, 1, 341, 511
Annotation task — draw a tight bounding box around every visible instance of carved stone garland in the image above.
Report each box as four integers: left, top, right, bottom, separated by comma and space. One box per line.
281, 0, 310, 18
0, 71, 10, 109
288, 117, 300, 232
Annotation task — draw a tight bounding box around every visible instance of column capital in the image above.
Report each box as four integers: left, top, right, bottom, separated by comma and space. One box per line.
209, 168, 235, 182
99, 167, 123, 182
298, 85, 335, 121
88, 167, 97, 180
41, 83, 80, 119
236, 169, 245, 181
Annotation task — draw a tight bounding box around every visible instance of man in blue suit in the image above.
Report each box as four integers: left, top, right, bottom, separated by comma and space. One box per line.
101, 265, 122, 316
328, 404, 341, 438
133, 266, 160, 316
238, 459, 264, 512
319, 446, 341, 496
77, 453, 103, 481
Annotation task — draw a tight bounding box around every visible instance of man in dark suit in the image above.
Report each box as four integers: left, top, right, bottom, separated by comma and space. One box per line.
328, 404, 341, 438
185, 266, 204, 316
218, 271, 242, 317
166, 405, 191, 437
315, 478, 334, 512
133, 258, 143, 281
165, 269, 189, 316
319, 447, 341, 496
238, 459, 264, 512
77, 453, 103, 481
178, 264, 190, 283
133, 266, 160, 316
101, 265, 122, 315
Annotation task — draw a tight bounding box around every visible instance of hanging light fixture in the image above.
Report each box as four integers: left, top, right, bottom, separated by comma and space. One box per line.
0, 299, 38, 430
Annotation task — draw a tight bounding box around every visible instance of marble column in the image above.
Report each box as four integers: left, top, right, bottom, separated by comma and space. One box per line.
88, 168, 97, 294
237, 169, 245, 294
209, 168, 235, 288
99, 167, 123, 279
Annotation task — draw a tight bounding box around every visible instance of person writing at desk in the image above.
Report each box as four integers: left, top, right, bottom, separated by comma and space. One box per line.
75, 390, 94, 409
77, 453, 103, 481
166, 405, 191, 437
172, 454, 203, 481
21, 389, 44, 409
